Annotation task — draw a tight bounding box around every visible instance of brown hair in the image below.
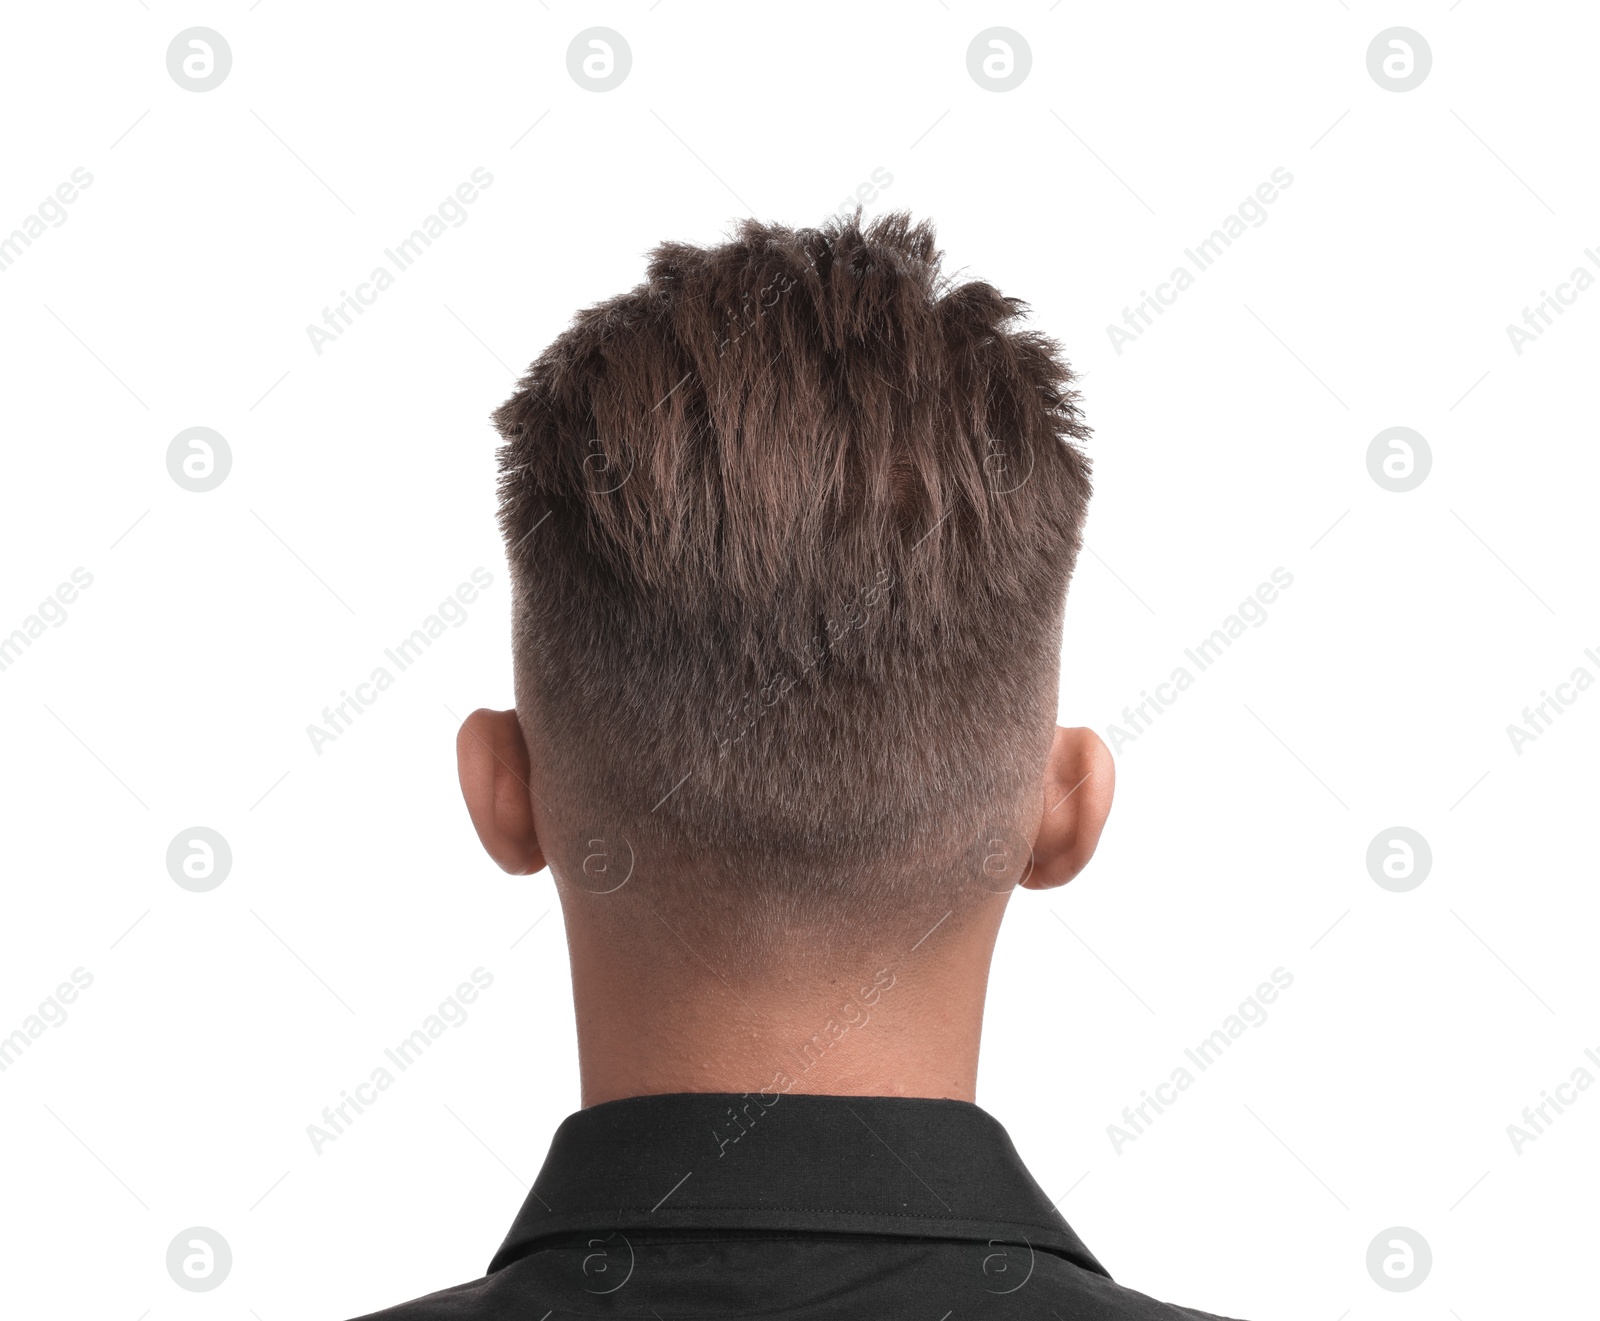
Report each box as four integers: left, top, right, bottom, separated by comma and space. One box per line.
494, 212, 1091, 947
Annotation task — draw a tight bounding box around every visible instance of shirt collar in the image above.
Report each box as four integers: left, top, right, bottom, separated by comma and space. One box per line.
489, 1092, 1108, 1279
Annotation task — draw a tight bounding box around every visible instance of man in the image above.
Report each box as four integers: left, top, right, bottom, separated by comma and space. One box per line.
355, 213, 1240, 1318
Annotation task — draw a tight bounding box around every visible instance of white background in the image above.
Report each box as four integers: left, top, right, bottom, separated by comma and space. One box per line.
2, 2, 1596, 1317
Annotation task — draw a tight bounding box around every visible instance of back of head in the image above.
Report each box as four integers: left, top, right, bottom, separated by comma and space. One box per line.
494, 212, 1091, 958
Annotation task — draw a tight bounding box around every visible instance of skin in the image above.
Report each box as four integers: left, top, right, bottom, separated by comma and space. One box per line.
458, 711, 1114, 1108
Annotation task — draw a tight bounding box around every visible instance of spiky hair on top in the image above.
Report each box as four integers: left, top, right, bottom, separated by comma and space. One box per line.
493, 211, 1091, 946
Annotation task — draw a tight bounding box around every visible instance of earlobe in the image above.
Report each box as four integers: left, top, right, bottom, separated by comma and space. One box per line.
456, 708, 547, 875
1021, 726, 1115, 890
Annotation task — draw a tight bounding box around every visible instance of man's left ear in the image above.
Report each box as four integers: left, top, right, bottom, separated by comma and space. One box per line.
456, 708, 547, 875
1021, 725, 1115, 889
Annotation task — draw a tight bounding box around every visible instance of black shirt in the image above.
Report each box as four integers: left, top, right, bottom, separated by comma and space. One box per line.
352, 1092, 1243, 1319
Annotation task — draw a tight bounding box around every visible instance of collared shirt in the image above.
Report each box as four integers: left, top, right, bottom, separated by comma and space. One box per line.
352, 1092, 1243, 1319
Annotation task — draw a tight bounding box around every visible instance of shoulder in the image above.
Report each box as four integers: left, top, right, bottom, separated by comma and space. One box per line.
343, 1240, 1251, 1321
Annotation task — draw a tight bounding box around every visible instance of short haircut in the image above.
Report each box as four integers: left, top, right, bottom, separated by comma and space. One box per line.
494, 212, 1091, 949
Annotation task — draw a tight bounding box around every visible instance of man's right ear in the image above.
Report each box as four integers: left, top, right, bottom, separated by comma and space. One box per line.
456, 708, 547, 875
1021, 725, 1114, 890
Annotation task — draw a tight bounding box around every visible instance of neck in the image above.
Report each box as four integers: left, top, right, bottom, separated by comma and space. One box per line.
558, 896, 1007, 1109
